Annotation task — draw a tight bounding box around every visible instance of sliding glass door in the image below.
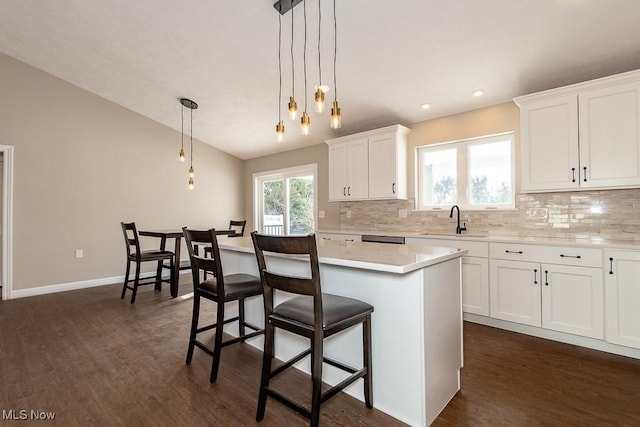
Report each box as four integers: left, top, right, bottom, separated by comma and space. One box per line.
254, 164, 317, 236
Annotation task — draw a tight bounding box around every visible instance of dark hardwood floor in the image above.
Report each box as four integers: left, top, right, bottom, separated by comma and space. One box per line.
1, 279, 639, 426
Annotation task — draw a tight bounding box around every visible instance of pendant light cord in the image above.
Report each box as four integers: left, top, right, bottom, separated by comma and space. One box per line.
333, 0, 337, 102
303, 0, 307, 111
317, 0, 322, 86
291, 5, 295, 99
190, 107, 193, 167
278, 13, 282, 121
181, 103, 184, 151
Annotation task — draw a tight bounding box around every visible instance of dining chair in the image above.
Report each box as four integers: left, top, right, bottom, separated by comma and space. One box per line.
251, 232, 374, 427
120, 222, 175, 304
228, 219, 247, 237
183, 227, 264, 383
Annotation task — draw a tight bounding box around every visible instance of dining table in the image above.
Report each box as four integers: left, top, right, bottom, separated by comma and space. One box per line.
138, 228, 236, 297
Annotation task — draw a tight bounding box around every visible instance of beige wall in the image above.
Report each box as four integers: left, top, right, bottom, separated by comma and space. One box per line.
0, 53, 244, 291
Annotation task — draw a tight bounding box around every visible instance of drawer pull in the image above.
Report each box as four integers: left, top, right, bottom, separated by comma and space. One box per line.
322, 237, 331, 240
345, 239, 354, 242
505, 250, 523, 254
560, 254, 581, 259
609, 257, 614, 275
545, 270, 549, 286
533, 268, 538, 284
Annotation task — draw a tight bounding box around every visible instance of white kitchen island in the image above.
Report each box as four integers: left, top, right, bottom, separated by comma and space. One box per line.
216, 236, 466, 426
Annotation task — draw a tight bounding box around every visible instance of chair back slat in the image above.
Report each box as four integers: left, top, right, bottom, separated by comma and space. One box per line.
263, 271, 315, 296
121, 222, 141, 258
183, 227, 225, 291
229, 219, 247, 237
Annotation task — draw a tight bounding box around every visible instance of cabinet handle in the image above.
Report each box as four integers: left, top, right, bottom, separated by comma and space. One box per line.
560, 254, 581, 259
505, 250, 523, 254
392, 182, 396, 194
544, 270, 549, 286
609, 257, 614, 275
533, 268, 538, 284
583, 166, 588, 182
571, 167, 576, 183
345, 239, 354, 242
322, 237, 331, 240
348, 186, 351, 196
343, 187, 346, 196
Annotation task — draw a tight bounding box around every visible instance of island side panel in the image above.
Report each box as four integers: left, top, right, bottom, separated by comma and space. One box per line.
423, 257, 463, 425
220, 247, 428, 427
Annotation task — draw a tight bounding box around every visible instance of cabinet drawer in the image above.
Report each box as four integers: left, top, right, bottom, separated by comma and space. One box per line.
317, 233, 361, 242
490, 242, 602, 267
406, 237, 488, 258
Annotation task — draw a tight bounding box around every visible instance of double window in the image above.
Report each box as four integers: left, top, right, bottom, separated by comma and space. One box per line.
253, 164, 317, 235
417, 133, 515, 210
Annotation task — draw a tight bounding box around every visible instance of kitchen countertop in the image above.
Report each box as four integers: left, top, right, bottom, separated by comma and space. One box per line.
217, 235, 467, 274
317, 229, 640, 250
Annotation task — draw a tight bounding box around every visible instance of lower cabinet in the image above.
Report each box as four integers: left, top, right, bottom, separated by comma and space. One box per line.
316, 232, 361, 242
489, 243, 604, 339
605, 250, 640, 349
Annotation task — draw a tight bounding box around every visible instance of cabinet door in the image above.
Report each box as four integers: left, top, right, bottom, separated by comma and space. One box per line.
462, 256, 489, 316
328, 142, 348, 201
490, 259, 541, 326
368, 134, 404, 199
579, 81, 640, 188
541, 264, 604, 339
520, 95, 579, 192
605, 250, 640, 349
347, 138, 369, 199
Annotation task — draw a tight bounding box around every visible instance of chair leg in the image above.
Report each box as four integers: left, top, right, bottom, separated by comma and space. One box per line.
121, 260, 131, 299
209, 301, 226, 383
363, 315, 373, 408
238, 299, 246, 343
186, 293, 201, 364
154, 259, 163, 291
256, 322, 275, 422
131, 262, 141, 304
310, 332, 323, 427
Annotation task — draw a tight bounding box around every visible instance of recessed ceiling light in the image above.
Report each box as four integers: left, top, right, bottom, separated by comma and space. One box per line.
472, 89, 484, 97
420, 103, 431, 110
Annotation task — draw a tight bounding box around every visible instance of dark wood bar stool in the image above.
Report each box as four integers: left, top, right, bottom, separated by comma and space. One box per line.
183, 227, 264, 383
251, 232, 374, 427
120, 222, 175, 304
228, 219, 247, 236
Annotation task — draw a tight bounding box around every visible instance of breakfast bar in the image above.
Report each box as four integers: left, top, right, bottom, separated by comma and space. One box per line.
216, 235, 467, 426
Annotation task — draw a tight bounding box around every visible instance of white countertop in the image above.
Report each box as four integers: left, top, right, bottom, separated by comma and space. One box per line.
217, 235, 467, 274
317, 229, 640, 250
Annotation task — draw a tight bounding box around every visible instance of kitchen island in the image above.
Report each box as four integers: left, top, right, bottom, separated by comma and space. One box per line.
216, 235, 466, 426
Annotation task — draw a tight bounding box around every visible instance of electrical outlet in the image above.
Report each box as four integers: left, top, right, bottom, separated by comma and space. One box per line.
318, 210, 325, 218
75, 249, 83, 258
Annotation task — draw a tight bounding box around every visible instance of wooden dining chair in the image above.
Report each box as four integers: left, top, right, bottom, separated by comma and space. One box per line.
251, 232, 374, 427
120, 222, 175, 304
228, 219, 247, 237
183, 227, 264, 383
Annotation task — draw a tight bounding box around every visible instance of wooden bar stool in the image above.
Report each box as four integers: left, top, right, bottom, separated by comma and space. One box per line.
251, 232, 374, 427
183, 227, 264, 383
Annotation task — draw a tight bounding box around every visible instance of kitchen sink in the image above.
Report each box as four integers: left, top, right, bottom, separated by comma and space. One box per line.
419, 232, 487, 238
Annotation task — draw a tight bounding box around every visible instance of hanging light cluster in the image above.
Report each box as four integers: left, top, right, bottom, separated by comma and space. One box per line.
178, 98, 198, 190
274, 0, 342, 142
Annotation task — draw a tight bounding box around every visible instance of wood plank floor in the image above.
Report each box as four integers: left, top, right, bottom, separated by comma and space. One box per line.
1, 279, 639, 426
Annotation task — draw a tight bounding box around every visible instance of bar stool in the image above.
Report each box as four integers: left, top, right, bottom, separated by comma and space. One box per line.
183, 227, 264, 383
251, 232, 374, 427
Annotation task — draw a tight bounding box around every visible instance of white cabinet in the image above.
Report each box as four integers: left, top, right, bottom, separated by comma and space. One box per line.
406, 237, 489, 316
327, 138, 369, 201
515, 70, 640, 193
604, 250, 640, 349
326, 125, 410, 201
489, 242, 604, 338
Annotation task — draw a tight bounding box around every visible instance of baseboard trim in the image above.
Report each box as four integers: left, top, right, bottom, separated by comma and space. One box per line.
8, 271, 189, 300
464, 313, 640, 360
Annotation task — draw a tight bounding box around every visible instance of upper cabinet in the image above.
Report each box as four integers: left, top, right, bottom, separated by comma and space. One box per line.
515, 70, 640, 193
326, 125, 410, 202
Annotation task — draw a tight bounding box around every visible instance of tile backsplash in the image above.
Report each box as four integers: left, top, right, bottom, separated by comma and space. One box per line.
339, 189, 640, 241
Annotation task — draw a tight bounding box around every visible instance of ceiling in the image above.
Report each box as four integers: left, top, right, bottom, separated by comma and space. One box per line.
2, 0, 640, 160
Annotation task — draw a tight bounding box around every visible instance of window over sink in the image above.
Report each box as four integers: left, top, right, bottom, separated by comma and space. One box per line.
417, 132, 515, 210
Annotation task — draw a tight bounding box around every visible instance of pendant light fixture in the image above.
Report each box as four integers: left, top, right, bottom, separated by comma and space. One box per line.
276, 10, 285, 142
179, 103, 186, 162
330, 0, 342, 129
314, 0, 326, 113
288, 4, 298, 121
300, 0, 310, 135
179, 98, 198, 190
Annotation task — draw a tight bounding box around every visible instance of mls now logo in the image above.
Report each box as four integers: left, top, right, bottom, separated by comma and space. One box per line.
2, 409, 56, 420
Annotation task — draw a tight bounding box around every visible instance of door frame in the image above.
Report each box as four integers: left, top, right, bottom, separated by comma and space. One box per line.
1, 145, 13, 300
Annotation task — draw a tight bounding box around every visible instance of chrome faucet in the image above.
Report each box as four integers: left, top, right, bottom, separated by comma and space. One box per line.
449, 205, 467, 235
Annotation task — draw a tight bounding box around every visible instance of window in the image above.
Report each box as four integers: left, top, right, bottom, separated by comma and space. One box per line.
254, 164, 317, 235
417, 133, 514, 210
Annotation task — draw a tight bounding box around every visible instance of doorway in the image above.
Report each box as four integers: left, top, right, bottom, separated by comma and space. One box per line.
0, 145, 14, 300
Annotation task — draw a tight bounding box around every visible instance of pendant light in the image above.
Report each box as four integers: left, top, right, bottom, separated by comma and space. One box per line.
314, 0, 326, 113
179, 104, 185, 162
300, 0, 310, 135
330, 0, 342, 129
288, 5, 298, 121
179, 98, 198, 190
276, 11, 285, 142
